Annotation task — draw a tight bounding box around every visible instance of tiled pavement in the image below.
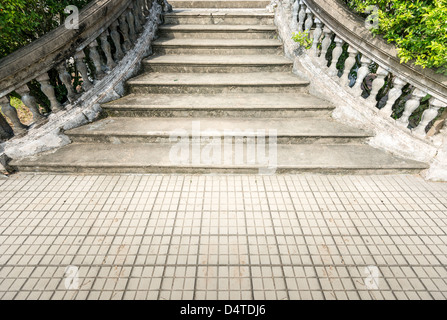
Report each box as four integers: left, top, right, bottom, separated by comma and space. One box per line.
0, 173, 446, 300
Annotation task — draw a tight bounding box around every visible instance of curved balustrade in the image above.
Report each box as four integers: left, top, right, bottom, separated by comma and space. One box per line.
0, 0, 170, 140
282, 0, 447, 141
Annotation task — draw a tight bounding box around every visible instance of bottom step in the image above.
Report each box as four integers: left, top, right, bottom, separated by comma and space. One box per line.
11, 143, 428, 174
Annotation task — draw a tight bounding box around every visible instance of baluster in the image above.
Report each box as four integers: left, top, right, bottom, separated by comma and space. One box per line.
140, 0, 148, 16
413, 98, 444, 137
397, 88, 426, 128
327, 37, 343, 77
149, 0, 155, 11
0, 112, 14, 140
100, 31, 117, 70
36, 73, 63, 113
428, 107, 447, 138
110, 21, 125, 60
366, 66, 389, 105
319, 26, 333, 67
291, 0, 299, 31
16, 85, 45, 122
379, 77, 406, 117
88, 40, 105, 79
0, 96, 27, 135
309, 18, 323, 57
297, 1, 307, 33
141, 0, 149, 16
304, 9, 314, 33
133, 2, 143, 33
126, 7, 137, 43
139, 0, 149, 19
119, 14, 132, 52
57, 62, 77, 103
339, 46, 358, 87
430, 119, 447, 146
351, 56, 372, 97
74, 51, 94, 92
134, 0, 144, 25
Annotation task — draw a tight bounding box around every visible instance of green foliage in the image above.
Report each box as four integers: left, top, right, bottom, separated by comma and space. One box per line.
342, 0, 447, 72
292, 31, 313, 49
0, 0, 91, 59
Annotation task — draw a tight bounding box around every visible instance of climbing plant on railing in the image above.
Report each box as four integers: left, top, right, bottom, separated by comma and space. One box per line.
292, 31, 313, 49
341, 0, 447, 73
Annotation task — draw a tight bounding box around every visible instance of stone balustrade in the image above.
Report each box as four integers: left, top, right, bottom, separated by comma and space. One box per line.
288, 0, 447, 141
267, 0, 447, 180
0, 0, 169, 140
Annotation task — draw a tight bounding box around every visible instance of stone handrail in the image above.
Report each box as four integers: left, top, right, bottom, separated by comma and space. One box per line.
303, 0, 447, 104
0, 0, 170, 141
290, 0, 447, 140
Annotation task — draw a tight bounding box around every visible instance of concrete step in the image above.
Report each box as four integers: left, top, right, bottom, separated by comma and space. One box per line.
143, 55, 293, 73
163, 9, 274, 25
102, 93, 334, 118
152, 38, 282, 55
158, 24, 278, 39
168, 0, 271, 9
127, 72, 309, 94
66, 117, 372, 144
11, 143, 428, 174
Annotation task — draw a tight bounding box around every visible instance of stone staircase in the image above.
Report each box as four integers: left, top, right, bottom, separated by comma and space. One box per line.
10, 0, 427, 174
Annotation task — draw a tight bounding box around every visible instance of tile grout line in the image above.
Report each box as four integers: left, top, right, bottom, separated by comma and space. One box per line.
240, 176, 255, 300
261, 175, 290, 300
83, 176, 134, 300
193, 175, 205, 300
285, 175, 325, 299
121, 175, 155, 300
157, 175, 185, 300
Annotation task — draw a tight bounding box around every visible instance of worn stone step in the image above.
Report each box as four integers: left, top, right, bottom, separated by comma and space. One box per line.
163, 9, 274, 25
66, 117, 372, 144
143, 55, 293, 73
103, 93, 334, 118
127, 72, 309, 94
11, 143, 428, 174
158, 24, 278, 39
168, 0, 271, 9
152, 38, 282, 55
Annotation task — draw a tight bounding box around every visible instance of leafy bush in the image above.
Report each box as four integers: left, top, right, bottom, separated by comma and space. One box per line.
0, 0, 91, 59
292, 31, 313, 49
342, 0, 447, 73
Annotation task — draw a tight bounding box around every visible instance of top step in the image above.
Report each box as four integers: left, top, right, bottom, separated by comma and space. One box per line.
169, 0, 271, 9
163, 9, 274, 25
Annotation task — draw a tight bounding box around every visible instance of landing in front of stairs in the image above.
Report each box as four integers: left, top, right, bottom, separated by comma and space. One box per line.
0, 173, 446, 300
